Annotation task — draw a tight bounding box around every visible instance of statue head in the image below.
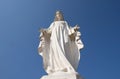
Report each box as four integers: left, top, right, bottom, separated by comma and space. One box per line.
54, 11, 64, 21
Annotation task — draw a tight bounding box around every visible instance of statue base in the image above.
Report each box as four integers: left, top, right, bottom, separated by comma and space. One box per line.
40, 72, 83, 79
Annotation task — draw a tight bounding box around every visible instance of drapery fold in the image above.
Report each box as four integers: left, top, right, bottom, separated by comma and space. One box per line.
38, 21, 84, 74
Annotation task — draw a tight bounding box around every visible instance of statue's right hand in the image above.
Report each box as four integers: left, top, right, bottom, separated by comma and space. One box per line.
40, 28, 51, 38
40, 29, 47, 33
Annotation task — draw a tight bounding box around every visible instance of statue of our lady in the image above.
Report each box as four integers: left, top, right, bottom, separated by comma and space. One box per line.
38, 11, 84, 79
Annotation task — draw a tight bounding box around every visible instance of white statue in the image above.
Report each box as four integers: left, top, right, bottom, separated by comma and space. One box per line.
38, 11, 84, 79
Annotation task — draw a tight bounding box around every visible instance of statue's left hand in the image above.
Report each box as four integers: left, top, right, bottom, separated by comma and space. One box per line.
74, 25, 80, 32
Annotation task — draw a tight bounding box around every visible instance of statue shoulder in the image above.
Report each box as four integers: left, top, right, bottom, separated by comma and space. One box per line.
64, 21, 68, 25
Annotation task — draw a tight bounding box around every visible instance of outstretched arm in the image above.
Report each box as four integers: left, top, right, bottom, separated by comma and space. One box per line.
69, 25, 80, 41
69, 25, 84, 50
74, 25, 80, 32
38, 22, 54, 54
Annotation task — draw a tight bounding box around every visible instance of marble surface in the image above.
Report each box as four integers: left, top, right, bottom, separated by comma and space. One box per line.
41, 72, 83, 79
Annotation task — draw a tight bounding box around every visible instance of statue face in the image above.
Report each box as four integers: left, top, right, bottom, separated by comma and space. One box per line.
54, 11, 64, 21
56, 13, 61, 18
56, 12, 62, 20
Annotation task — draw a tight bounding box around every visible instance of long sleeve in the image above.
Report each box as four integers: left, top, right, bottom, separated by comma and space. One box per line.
46, 22, 55, 34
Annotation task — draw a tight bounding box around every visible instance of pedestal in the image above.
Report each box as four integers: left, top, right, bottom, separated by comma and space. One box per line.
40, 72, 83, 79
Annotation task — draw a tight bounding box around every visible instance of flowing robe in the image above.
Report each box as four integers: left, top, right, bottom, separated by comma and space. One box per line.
38, 21, 84, 74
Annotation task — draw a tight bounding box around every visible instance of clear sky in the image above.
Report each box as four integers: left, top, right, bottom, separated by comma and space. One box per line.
0, 0, 120, 79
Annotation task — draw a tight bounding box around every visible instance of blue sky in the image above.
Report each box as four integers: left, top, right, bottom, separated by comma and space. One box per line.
0, 0, 120, 79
